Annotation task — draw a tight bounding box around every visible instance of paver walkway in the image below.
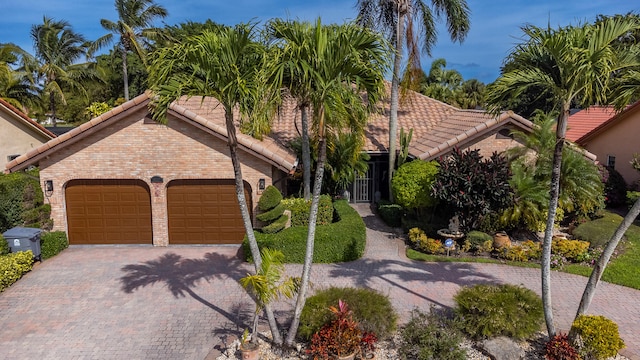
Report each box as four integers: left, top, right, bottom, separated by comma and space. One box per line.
0, 204, 638, 359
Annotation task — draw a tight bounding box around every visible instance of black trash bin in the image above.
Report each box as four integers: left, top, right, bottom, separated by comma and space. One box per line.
3, 227, 42, 261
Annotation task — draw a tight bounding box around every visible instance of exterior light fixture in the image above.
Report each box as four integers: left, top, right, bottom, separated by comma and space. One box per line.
150, 176, 164, 184
258, 178, 266, 191
44, 180, 53, 197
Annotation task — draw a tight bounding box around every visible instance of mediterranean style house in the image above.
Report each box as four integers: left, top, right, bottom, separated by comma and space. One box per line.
5, 87, 534, 246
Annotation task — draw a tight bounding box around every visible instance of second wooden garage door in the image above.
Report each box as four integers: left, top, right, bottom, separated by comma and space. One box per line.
167, 179, 252, 244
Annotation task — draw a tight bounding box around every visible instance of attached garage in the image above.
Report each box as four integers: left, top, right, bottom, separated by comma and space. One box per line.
167, 179, 251, 244
65, 179, 153, 245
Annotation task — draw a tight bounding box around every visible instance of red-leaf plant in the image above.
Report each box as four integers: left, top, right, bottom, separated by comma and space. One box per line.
307, 300, 367, 359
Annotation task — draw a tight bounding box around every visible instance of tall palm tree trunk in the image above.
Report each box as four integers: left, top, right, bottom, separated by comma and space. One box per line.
541, 109, 569, 337
122, 48, 129, 101
224, 111, 283, 345
570, 198, 640, 339
301, 105, 311, 200
388, 8, 405, 202
49, 91, 57, 128
285, 135, 327, 346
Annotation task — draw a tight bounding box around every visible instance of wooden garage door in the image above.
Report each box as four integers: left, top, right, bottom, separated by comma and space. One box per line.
167, 179, 251, 244
65, 179, 152, 245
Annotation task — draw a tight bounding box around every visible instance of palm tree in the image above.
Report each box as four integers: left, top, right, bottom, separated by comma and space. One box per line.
486, 17, 640, 337
93, 0, 167, 101
147, 23, 284, 344
356, 0, 470, 202
31, 16, 92, 126
264, 19, 389, 346
0, 43, 39, 110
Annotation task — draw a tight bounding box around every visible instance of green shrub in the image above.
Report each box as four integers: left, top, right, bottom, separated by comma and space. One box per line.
298, 287, 397, 341
408, 228, 444, 254
0, 170, 51, 233
391, 160, 439, 212
0, 251, 34, 292
603, 167, 628, 207
377, 200, 403, 227
454, 284, 543, 340
0, 234, 9, 256
498, 240, 542, 262
399, 308, 467, 360
281, 195, 333, 227
244, 200, 365, 263
571, 315, 625, 360
545, 333, 581, 360
258, 185, 283, 211
627, 191, 640, 209
261, 214, 288, 234
256, 203, 285, 222
466, 231, 493, 252
40, 231, 68, 260
552, 238, 590, 262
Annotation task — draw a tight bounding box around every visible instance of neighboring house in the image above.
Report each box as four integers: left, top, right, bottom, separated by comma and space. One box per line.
568, 102, 640, 187
0, 98, 55, 167
5, 86, 534, 246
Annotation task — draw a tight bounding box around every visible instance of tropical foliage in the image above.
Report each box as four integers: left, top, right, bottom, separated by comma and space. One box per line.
92, 0, 167, 100
432, 148, 512, 231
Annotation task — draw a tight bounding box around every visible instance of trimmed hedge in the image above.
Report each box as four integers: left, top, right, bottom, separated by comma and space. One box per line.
41, 231, 68, 260
261, 214, 289, 234
0, 251, 34, 292
377, 200, 403, 227
256, 203, 285, 222
244, 200, 365, 263
281, 195, 333, 227
258, 185, 283, 211
298, 287, 397, 341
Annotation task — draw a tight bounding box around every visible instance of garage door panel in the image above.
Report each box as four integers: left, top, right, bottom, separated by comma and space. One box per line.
167, 179, 251, 244
66, 179, 152, 245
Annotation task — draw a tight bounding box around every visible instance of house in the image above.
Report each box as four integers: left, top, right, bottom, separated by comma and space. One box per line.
0, 98, 55, 167
5, 93, 297, 246
568, 102, 640, 187
5, 87, 534, 246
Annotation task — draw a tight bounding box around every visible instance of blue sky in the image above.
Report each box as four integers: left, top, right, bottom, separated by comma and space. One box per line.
1, 0, 636, 83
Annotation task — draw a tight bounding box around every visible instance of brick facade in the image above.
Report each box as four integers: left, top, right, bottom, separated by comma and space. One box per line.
39, 107, 277, 246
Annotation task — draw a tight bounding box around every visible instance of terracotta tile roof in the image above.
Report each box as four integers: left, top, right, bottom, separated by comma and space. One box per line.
573, 101, 640, 144
0, 98, 56, 139
5, 93, 298, 173
567, 106, 617, 142
269, 82, 532, 160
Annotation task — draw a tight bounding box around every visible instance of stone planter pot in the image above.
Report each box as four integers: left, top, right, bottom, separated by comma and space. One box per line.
240, 343, 260, 360
493, 231, 511, 249
337, 353, 356, 360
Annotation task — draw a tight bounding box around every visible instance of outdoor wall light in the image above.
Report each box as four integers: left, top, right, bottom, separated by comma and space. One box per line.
44, 180, 53, 197
150, 175, 164, 184
258, 178, 266, 191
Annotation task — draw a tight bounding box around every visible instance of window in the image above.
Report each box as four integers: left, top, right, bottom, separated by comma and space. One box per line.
7, 154, 19, 162
607, 155, 616, 169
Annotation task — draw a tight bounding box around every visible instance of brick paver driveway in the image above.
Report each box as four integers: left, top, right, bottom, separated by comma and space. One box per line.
1, 204, 639, 359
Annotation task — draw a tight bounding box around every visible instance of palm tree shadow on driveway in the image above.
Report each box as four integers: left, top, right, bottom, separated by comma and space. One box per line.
119, 251, 254, 338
